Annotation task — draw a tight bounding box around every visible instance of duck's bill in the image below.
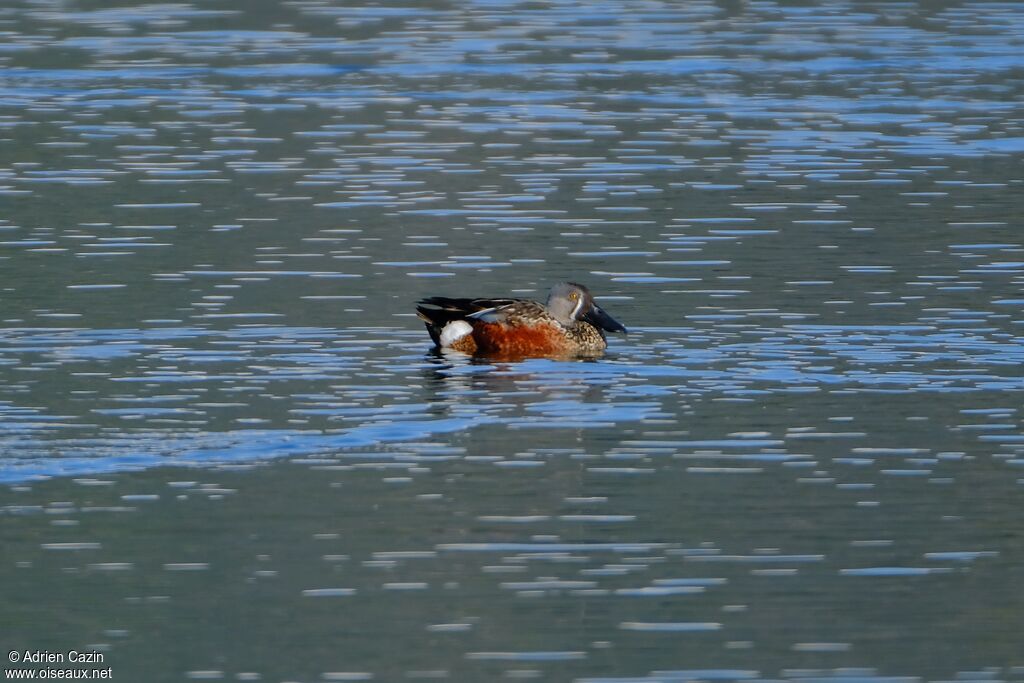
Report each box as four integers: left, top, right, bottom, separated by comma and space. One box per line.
584, 305, 627, 334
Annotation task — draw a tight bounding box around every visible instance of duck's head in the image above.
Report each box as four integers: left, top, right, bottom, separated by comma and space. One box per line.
546, 282, 627, 334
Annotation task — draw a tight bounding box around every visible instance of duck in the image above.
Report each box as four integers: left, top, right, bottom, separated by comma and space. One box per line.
416, 282, 626, 357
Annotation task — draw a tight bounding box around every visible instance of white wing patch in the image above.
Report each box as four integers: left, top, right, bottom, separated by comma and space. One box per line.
439, 320, 473, 347
467, 307, 504, 323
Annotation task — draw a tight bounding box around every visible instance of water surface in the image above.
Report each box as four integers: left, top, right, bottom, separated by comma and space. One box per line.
2, 1, 1024, 681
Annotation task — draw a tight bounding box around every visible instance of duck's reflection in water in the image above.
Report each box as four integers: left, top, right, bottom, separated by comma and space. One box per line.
418, 349, 658, 430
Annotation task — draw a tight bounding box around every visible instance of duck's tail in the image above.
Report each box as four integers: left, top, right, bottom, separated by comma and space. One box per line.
415, 297, 483, 347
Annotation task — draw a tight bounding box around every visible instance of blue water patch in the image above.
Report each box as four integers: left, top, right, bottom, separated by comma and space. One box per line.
840, 567, 952, 577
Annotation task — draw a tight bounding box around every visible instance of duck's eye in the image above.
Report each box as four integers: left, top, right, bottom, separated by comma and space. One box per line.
569, 292, 579, 301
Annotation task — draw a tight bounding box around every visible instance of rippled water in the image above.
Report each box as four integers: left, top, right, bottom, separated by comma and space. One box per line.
2, 1, 1024, 681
